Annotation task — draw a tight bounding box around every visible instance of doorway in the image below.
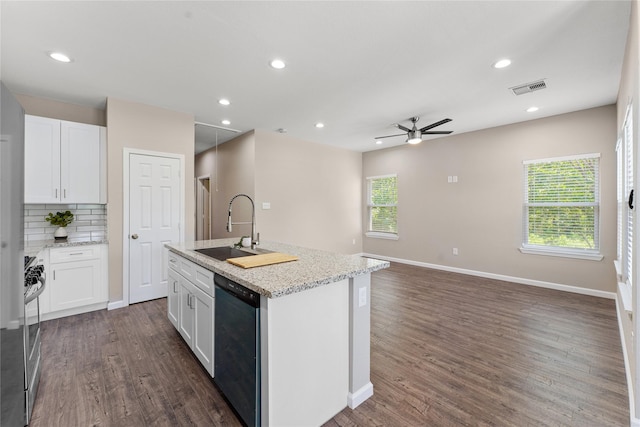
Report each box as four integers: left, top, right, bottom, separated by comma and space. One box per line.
196, 175, 211, 241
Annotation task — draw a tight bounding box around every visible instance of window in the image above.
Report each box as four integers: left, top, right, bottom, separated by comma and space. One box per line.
521, 153, 601, 260
366, 174, 398, 239
616, 104, 633, 307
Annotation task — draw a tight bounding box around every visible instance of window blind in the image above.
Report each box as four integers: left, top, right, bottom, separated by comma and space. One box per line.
367, 175, 398, 234
523, 154, 600, 252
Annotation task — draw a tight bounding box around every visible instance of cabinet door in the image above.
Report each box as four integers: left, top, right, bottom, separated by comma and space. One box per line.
178, 280, 194, 346
24, 115, 60, 203
167, 269, 180, 329
49, 258, 101, 312
192, 284, 214, 376
60, 121, 101, 203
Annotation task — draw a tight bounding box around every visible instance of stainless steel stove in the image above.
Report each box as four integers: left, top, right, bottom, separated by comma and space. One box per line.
23, 257, 44, 424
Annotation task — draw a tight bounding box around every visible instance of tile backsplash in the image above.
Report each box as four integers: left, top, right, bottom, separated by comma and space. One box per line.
24, 204, 107, 241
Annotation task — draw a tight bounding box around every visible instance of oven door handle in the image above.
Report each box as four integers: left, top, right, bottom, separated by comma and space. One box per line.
25, 281, 46, 305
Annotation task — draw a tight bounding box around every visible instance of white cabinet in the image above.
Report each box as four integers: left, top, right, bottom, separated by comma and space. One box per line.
24, 115, 106, 204
168, 251, 214, 376
42, 244, 108, 320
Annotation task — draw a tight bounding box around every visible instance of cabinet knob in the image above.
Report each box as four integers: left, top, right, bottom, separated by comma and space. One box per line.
131, 234, 139, 240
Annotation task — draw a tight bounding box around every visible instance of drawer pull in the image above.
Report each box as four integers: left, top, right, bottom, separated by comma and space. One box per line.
69, 252, 83, 256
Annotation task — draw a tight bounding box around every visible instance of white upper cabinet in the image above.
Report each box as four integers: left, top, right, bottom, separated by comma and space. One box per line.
25, 115, 106, 204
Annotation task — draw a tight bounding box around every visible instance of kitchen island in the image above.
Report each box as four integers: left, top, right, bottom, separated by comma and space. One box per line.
165, 238, 389, 427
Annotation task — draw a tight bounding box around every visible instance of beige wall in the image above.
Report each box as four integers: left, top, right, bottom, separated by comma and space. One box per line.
616, 0, 638, 415
195, 131, 256, 240
15, 93, 105, 126
106, 97, 195, 302
254, 130, 362, 254
363, 105, 617, 293
196, 129, 362, 254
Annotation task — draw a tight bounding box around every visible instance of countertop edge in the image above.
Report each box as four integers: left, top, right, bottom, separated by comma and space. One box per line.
25, 239, 109, 257
166, 240, 390, 298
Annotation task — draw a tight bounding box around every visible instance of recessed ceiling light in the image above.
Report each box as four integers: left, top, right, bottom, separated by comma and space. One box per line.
493, 58, 511, 69
375, 140, 383, 145
270, 59, 286, 69
49, 52, 72, 63
221, 119, 231, 125
526, 106, 539, 113
218, 98, 230, 106
315, 122, 324, 129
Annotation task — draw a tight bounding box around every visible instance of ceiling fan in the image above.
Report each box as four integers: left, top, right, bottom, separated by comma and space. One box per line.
375, 117, 453, 144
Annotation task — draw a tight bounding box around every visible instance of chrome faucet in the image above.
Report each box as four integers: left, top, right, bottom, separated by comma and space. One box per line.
226, 194, 259, 249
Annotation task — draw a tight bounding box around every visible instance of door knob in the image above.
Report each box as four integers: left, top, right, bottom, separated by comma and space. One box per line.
131, 234, 139, 239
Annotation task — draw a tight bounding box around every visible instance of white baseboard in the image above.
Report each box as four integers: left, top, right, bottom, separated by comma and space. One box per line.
347, 382, 373, 409
362, 253, 616, 299
107, 299, 126, 311
615, 297, 640, 426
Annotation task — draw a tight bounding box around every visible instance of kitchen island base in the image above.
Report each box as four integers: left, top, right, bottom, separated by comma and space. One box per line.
166, 239, 389, 426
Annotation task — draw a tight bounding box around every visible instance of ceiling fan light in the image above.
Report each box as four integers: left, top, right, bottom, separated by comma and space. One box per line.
406, 130, 422, 144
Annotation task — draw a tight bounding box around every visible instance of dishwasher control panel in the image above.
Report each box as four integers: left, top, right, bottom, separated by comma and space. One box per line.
214, 274, 260, 308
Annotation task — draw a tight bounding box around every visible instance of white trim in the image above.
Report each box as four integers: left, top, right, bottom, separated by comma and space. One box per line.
365, 173, 397, 180
122, 148, 185, 308
523, 152, 600, 165
519, 246, 603, 261
615, 297, 640, 426
107, 300, 125, 311
365, 231, 399, 240
363, 252, 616, 299
347, 381, 374, 409
619, 281, 633, 313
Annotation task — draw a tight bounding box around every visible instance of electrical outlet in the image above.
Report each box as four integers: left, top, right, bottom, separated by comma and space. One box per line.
452, 248, 458, 255
352, 238, 356, 245
358, 287, 367, 307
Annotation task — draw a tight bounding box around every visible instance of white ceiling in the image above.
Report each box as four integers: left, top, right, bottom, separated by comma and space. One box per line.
0, 1, 631, 154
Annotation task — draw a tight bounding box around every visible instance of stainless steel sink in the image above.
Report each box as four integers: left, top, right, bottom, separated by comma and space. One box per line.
194, 246, 273, 261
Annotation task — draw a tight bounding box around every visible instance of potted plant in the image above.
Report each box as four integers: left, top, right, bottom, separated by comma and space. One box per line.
45, 210, 74, 240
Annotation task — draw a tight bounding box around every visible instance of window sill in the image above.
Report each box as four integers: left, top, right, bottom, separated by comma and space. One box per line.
365, 232, 399, 240
519, 246, 603, 261
618, 281, 632, 313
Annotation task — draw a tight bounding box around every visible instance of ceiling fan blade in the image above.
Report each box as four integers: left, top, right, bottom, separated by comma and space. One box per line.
419, 118, 452, 133
422, 131, 453, 135
374, 133, 406, 140
394, 123, 412, 132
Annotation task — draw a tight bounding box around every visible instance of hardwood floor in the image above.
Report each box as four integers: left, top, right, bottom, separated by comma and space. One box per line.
30, 262, 628, 426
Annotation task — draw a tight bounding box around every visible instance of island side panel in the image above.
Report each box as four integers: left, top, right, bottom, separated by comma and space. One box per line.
348, 273, 374, 408
261, 279, 349, 427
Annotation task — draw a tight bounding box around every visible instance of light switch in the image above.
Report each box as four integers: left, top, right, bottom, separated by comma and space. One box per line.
262, 202, 271, 210
358, 287, 367, 307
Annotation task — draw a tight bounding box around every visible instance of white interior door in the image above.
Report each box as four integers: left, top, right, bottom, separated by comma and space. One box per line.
129, 153, 180, 304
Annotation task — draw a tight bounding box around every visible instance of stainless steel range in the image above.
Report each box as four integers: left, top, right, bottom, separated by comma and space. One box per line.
23, 256, 44, 424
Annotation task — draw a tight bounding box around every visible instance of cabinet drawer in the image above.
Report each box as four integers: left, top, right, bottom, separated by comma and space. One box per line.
170, 252, 214, 296
168, 251, 180, 272
50, 246, 100, 263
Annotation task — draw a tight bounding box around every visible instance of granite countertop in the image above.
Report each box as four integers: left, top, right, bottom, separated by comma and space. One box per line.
166, 238, 390, 298
25, 238, 108, 257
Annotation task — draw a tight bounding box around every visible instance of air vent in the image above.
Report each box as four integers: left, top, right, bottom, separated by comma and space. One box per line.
510, 79, 547, 96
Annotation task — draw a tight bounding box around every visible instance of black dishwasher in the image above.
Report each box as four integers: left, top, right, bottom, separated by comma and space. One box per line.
214, 274, 261, 427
